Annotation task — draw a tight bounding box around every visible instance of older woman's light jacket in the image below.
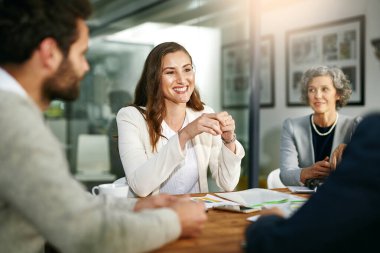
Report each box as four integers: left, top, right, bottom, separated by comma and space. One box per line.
280, 114, 361, 186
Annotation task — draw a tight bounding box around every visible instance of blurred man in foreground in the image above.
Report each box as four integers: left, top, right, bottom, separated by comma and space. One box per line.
0, 1, 206, 252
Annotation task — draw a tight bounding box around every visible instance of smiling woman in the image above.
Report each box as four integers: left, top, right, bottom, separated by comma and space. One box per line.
160, 51, 196, 108
279, 66, 361, 187
116, 42, 245, 197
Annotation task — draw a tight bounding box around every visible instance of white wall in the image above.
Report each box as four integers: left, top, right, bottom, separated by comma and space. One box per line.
107, 24, 221, 111
259, 0, 380, 174
150, 25, 222, 111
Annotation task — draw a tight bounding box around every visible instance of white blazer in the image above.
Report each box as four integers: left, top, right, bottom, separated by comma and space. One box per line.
116, 105, 245, 197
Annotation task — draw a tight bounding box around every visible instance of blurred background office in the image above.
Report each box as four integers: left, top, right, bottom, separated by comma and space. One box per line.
44, 0, 380, 190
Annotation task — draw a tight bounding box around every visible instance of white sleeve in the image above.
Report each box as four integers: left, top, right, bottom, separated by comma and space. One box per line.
116, 107, 186, 197
209, 135, 245, 191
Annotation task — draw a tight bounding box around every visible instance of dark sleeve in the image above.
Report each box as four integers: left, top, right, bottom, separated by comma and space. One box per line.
245, 113, 380, 253
245, 215, 286, 252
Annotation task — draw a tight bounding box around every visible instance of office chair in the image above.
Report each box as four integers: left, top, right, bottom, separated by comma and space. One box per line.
267, 168, 286, 189
76, 134, 115, 180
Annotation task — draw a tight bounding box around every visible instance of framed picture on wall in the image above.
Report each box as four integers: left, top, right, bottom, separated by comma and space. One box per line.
222, 36, 275, 108
286, 15, 365, 106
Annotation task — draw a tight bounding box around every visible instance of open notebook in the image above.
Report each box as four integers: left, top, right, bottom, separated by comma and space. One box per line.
216, 188, 307, 217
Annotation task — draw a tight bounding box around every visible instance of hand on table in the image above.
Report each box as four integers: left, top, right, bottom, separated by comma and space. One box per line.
133, 194, 178, 211
134, 195, 207, 238
170, 198, 207, 238
260, 207, 286, 218
300, 156, 331, 184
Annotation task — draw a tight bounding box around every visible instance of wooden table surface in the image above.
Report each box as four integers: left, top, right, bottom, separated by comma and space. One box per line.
152, 189, 309, 253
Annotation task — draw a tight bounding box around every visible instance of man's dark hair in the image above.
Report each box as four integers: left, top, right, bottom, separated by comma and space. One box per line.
0, 0, 92, 64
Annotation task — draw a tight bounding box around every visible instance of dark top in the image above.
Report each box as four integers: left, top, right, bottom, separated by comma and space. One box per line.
246, 113, 380, 253
310, 115, 335, 162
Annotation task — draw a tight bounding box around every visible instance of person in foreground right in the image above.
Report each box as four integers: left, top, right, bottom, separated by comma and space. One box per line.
245, 113, 380, 253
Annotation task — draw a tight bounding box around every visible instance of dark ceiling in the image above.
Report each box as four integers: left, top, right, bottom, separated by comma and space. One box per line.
88, 0, 241, 36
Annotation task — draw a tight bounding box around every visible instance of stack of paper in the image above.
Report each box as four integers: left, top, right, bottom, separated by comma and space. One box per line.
216, 188, 307, 217
191, 194, 239, 209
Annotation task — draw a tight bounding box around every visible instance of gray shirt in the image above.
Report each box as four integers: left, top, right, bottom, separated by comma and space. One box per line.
0, 91, 181, 253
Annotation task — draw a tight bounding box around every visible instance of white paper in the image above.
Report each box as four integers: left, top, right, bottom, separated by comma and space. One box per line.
216, 188, 308, 217
216, 188, 302, 207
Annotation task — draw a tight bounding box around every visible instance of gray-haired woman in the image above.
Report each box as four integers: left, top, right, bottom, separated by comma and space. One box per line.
280, 66, 361, 186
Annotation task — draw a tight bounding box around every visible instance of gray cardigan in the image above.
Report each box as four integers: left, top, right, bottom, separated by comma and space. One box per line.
0, 91, 180, 253
279, 114, 361, 186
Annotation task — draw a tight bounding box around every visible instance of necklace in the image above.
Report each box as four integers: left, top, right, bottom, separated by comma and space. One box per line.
311, 113, 339, 136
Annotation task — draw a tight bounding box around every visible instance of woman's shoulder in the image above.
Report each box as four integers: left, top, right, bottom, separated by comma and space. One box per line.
284, 115, 310, 125
117, 106, 146, 120
338, 113, 362, 125
281, 115, 311, 137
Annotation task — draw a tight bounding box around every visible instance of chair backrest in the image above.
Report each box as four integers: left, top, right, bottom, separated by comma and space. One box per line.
76, 134, 110, 175
267, 168, 286, 189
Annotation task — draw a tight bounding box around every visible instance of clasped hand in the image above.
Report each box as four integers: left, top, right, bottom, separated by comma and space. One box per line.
301, 156, 331, 183
300, 143, 347, 183
178, 111, 236, 149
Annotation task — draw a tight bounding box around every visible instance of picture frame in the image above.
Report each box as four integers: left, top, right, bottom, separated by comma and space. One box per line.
286, 16, 365, 106
222, 36, 275, 108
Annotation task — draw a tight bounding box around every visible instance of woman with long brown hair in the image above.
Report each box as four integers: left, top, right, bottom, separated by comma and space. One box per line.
117, 42, 245, 197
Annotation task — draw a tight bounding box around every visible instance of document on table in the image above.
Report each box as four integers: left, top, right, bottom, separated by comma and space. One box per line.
216, 188, 306, 207
191, 194, 239, 209
216, 188, 308, 218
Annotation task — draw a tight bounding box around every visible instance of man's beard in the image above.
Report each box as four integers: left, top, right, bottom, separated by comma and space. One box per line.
43, 58, 82, 102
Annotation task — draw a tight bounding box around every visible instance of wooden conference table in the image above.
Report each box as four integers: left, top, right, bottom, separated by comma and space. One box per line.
152, 189, 310, 253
